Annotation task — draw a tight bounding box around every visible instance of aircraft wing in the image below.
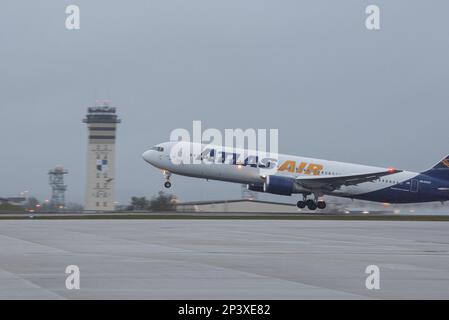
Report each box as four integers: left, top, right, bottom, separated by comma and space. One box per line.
294, 169, 402, 191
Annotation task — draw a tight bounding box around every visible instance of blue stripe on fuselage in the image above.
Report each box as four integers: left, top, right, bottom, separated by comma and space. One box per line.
349, 174, 449, 203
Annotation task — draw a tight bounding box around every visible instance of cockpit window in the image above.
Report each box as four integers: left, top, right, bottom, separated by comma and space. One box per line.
151, 146, 164, 152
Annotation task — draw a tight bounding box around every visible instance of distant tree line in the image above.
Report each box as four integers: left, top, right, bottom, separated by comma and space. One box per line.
1, 191, 177, 214
129, 191, 176, 212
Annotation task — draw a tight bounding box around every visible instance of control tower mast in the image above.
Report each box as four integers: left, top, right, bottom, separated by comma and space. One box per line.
83, 101, 121, 211
48, 166, 68, 209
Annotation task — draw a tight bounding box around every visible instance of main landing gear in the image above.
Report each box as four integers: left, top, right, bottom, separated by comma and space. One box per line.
297, 194, 326, 211
163, 171, 172, 188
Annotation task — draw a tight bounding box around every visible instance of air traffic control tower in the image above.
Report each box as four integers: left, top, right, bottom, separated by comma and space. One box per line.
83, 102, 121, 211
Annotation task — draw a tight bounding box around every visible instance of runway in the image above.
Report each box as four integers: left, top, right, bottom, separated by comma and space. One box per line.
0, 219, 448, 299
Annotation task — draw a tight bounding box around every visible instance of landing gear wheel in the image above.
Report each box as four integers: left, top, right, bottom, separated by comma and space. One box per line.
317, 201, 326, 209
162, 170, 172, 189
305, 199, 315, 207
307, 202, 316, 211
307, 201, 317, 210
297, 201, 306, 209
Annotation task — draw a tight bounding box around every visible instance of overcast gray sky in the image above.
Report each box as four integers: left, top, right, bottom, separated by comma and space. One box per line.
0, 1, 448, 205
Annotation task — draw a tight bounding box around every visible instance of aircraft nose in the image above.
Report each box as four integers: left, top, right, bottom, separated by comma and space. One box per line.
142, 150, 154, 163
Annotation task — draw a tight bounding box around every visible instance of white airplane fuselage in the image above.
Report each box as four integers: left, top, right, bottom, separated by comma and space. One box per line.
143, 141, 449, 207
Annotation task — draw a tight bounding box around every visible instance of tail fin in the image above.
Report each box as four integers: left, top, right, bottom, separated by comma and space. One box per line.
422, 155, 449, 180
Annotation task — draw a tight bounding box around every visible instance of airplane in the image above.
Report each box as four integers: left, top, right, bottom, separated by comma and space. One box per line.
142, 141, 449, 210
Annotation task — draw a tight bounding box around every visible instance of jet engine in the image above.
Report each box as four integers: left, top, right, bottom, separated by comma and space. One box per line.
263, 175, 295, 196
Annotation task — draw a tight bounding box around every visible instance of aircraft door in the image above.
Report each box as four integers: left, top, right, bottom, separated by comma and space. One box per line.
410, 179, 419, 193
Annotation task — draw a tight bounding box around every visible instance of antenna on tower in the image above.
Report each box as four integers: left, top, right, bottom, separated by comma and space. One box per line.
48, 166, 68, 211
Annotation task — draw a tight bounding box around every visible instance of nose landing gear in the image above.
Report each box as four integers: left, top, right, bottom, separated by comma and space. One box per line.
163, 171, 172, 188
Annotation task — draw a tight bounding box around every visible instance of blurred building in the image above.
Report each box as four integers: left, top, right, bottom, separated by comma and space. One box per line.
0, 197, 26, 206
